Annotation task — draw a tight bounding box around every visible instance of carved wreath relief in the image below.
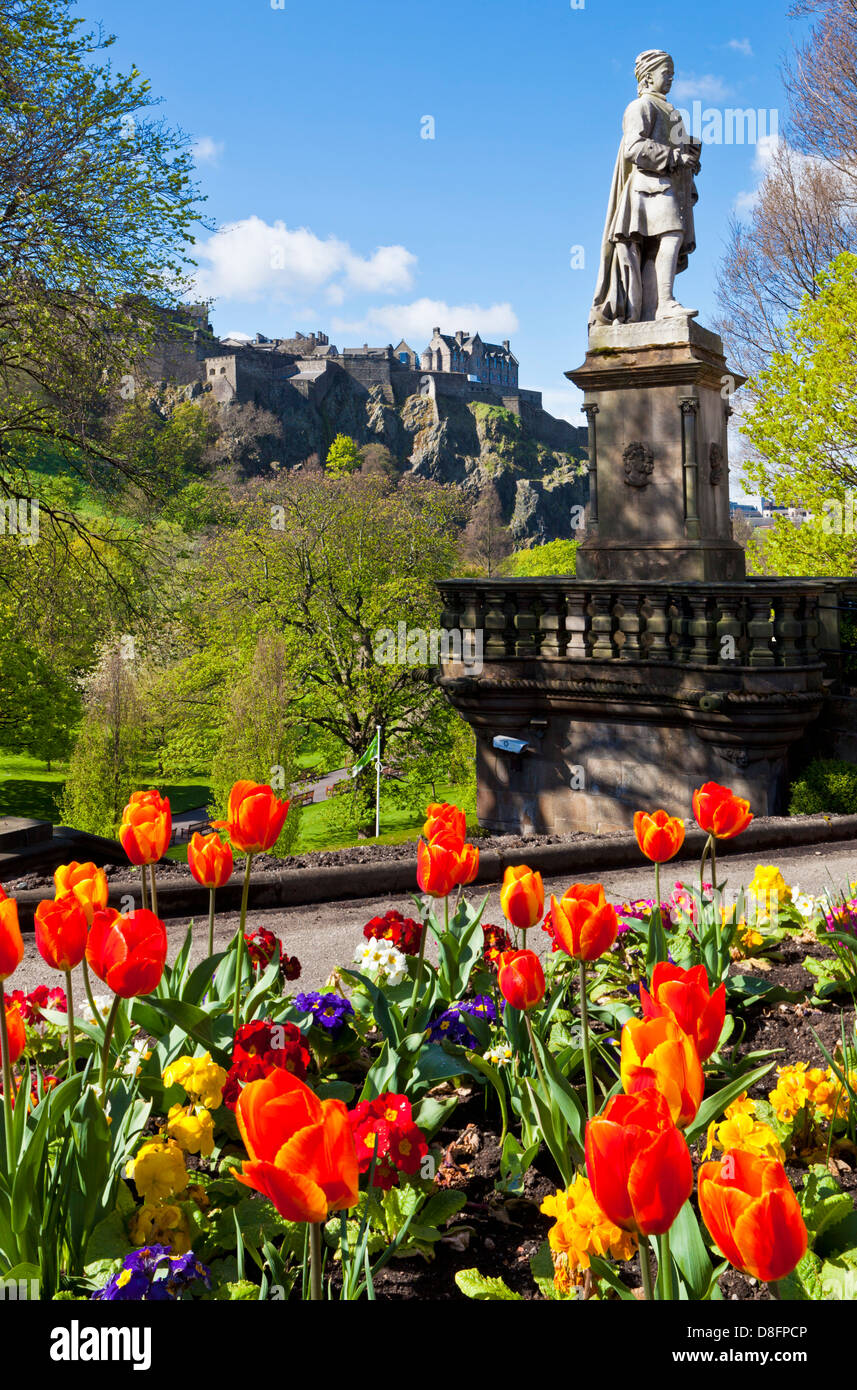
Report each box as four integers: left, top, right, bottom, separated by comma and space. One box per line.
623, 441, 655, 488
709, 442, 724, 486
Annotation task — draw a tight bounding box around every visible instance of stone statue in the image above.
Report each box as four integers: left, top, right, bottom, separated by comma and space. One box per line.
590, 50, 701, 327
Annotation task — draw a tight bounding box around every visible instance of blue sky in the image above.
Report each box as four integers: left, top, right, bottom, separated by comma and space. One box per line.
92, 0, 805, 429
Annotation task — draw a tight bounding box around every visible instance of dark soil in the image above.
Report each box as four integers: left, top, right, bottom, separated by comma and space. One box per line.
6, 811, 848, 893
346, 933, 857, 1301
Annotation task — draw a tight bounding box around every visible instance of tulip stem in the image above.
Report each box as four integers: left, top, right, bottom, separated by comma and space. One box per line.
208, 887, 216, 959
699, 834, 711, 902
149, 863, 158, 920
524, 1011, 548, 1095
81, 960, 104, 1034
0, 999, 16, 1167
659, 1230, 675, 1301
405, 909, 430, 1033
579, 960, 597, 1120
639, 1236, 654, 1301
309, 1221, 323, 1301
64, 968, 76, 1074
231, 854, 254, 1031
140, 863, 149, 914
98, 994, 122, 1096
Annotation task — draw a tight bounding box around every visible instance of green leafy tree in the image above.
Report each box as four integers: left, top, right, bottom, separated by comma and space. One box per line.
59, 644, 146, 835
325, 434, 363, 476
740, 252, 857, 575
0, 0, 203, 541
501, 539, 580, 577
208, 631, 302, 855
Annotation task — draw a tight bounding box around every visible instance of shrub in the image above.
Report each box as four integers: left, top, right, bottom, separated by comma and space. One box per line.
788, 757, 857, 815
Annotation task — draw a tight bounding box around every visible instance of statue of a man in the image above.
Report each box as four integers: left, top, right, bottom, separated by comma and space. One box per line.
590, 50, 701, 327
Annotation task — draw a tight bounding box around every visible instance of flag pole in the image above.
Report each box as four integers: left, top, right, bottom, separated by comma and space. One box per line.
375, 724, 382, 839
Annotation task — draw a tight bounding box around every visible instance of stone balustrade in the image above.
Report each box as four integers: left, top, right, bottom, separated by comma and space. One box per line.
439, 577, 857, 672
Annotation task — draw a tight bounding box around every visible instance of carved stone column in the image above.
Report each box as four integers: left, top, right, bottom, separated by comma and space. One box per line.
680, 396, 700, 541
582, 402, 599, 532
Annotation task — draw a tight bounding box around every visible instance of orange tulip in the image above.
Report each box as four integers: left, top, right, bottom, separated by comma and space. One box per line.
640, 962, 726, 1062
0, 898, 24, 982
585, 1088, 693, 1236
550, 884, 619, 962
35, 895, 89, 973
496, 949, 545, 1011
53, 861, 109, 925
187, 832, 234, 889
633, 810, 686, 864
235, 1066, 359, 1223
119, 790, 172, 866
212, 780, 289, 855
620, 1015, 704, 1128
698, 1150, 808, 1282
692, 782, 753, 840
423, 802, 466, 844
500, 865, 545, 931
416, 835, 479, 897
86, 907, 168, 999
1, 1001, 26, 1068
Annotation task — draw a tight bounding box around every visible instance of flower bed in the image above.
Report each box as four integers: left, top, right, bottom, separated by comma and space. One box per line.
1, 779, 856, 1306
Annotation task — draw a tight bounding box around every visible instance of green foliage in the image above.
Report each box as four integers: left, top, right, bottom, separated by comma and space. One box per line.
789, 757, 857, 815
208, 631, 302, 855
0, 0, 203, 505
58, 648, 146, 836
740, 252, 857, 575
325, 434, 363, 476
455, 1267, 523, 1300
501, 539, 580, 576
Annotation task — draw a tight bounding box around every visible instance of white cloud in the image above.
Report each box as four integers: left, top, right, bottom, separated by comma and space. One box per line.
671, 73, 732, 103
728, 39, 754, 57
192, 136, 224, 165
194, 217, 417, 303
731, 134, 827, 217
331, 298, 519, 346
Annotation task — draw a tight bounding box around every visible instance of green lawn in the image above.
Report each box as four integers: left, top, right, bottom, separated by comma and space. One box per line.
0, 753, 476, 856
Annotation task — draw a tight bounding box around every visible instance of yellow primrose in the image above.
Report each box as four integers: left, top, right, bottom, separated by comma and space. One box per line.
126, 1138, 188, 1204
704, 1108, 784, 1163
541, 1175, 636, 1288
129, 1202, 192, 1255
166, 1104, 215, 1157
162, 1052, 228, 1110
747, 866, 792, 919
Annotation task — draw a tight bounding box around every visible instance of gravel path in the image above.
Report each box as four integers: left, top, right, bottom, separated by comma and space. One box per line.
10, 838, 857, 998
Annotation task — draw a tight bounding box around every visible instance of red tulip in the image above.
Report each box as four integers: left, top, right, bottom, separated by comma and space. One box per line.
86, 908, 168, 998
585, 1088, 693, 1236
235, 1066, 359, 1223
212, 780, 289, 855
0, 898, 24, 982
620, 1015, 704, 1128
423, 802, 466, 844
416, 835, 479, 897
698, 1150, 808, 1282
500, 865, 545, 931
1, 1000, 26, 1068
640, 962, 726, 1062
496, 948, 545, 1011
633, 810, 686, 863
119, 790, 172, 866
53, 861, 108, 925
34, 895, 89, 973
187, 832, 234, 889
692, 782, 753, 840
550, 884, 619, 962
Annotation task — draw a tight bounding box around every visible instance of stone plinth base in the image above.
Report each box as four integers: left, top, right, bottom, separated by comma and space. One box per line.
567, 318, 746, 584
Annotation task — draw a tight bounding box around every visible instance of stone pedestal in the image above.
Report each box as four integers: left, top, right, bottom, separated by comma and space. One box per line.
567, 319, 746, 582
